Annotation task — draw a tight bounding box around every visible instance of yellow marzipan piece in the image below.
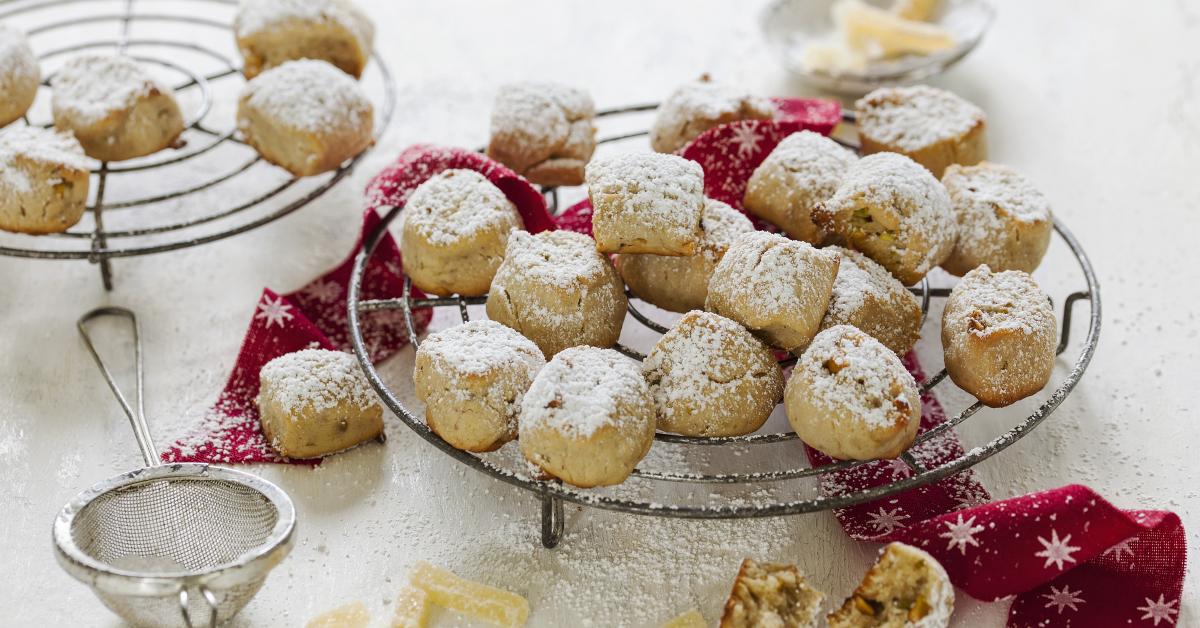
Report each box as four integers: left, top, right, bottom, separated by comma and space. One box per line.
410, 561, 530, 627
890, 0, 940, 22
662, 608, 708, 628
836, 0, 955, 57
391, 586, 430, 628
306, 601, 370, 628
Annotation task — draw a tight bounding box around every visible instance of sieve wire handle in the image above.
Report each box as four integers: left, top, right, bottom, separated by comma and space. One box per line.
179, 586, 218, 628
78, 307, 160, 467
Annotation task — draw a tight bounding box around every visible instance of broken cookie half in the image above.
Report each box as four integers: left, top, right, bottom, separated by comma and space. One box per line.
828, 542, 954, 627
720, 558, 825, 628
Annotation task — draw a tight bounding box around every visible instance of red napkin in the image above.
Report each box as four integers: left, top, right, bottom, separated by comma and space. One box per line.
165, 147, 550, 464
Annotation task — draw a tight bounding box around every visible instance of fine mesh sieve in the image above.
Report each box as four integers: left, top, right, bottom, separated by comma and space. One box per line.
53, 307, 295, 628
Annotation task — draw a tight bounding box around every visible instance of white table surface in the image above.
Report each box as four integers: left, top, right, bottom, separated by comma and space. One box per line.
2, 0, 1198, 626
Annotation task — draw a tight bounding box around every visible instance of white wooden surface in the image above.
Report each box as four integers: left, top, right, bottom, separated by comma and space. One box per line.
1, 1, 1197, 625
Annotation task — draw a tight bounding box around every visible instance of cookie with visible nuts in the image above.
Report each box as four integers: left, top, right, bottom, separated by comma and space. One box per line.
720, 558, 825, 628
827, 542, 954, 628
941, 162, 1053, 276
0, 126, 90, 235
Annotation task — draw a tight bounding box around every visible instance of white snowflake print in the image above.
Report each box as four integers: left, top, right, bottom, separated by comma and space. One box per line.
1041, 585, 1085, 614
307, 280, 342, 304
1137, 594, 1178, 626
883, 458, 910, 480
255, 295, 294, 328
866, 506, 909, 534
1034, 529, 1082, 571
729, 124, 762, 157
939, 514, 985, 555
1103, 539, 1134, 563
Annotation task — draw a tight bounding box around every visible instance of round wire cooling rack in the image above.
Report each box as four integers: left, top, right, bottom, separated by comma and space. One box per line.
0, 0, 395, 289
346, 104, 1101, 548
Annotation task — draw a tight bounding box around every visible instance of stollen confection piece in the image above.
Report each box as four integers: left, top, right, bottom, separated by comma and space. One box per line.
234, 0, 375, 79
586, 152, 704, 255
812, 152, 957, 286
705, 231, 839, 353
0, 25, 40, 128
409, 561, 529, 628
827, 542, 954, 628
413, 320, 545, 453
892, 0, 940, 21
644, 311, 784, 437
307, 602, 370, 628
720, 558, 825, 628
617, 197, 753, 313
51, 55, 184, 162
856, 85, 986, 178
487, 82, 596, 187
784, 325, 920, 460
519, 347, 655, 488
942, 265, 1056, 407
237, 59, 374, 177
256, 349, 384, 458
486, 230, 627, 357
400, 169, 524, 297
391, 586, 429, 628
743, 130, 857, 244
941, 162, 1053, 276
650, 75, 775, 154
821, 246, 922, 355
663, 609, 707, 628
0, 126, 90, 235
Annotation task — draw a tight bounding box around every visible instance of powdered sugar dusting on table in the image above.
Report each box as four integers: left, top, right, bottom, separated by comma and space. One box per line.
418, 320, 544, 377
51, 55, 170, 126
795, 325, 916, 429
403, 169, 522, 245
258, 349, 379, 415
856, 85, 985, 152
520, 347, 647, 438
239, 59, 373, 134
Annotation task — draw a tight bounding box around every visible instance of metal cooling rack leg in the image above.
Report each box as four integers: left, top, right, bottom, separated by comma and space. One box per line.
1057, 291, 1092, 355
89, 165, 115, 290
540, 493, 564, 549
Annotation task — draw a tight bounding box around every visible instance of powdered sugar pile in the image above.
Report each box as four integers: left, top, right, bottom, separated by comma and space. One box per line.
696, 197, 753, 258
403, 169, 522, 245
497, 230, 609, 289
258, 349, 379, 415
239, 59, 373, 134
795, 325, 916, 429
822, 246, 917, 324
585, 152, 704, 232
711, 231, 838, 313
947, 265, 1054, 336
418, 320, 544, 377
520, 347, 648, 438
856, 85, 984, 152
234, 0, 375, 50
0, 126, 89, 194
943, 162, 1051, 254
51, 55, 171, 126
822, 152, 957, 277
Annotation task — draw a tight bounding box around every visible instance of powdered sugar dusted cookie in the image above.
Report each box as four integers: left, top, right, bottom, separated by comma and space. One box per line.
856, 85, 986, 178
257, 349, 383, 459
237, 59, 373, 176
644, 311, 784, 437
235, 0, 374, 79
519, 347, 655, 488
414, 320, 545, 452
785, 325, 920, 460
400, 169, 523, 297
485, 230, 627, 357
51, 55, 184, 162
721, 558, 825, 628
617, 197, 753, 313
743, 130, 857, 244
586, 152, 704, 255
812, 152, 957, 286
487, 82, 596, 187
0, 25, 39, 128
0, 126, 90, 235
942, 265, 1056, 407
705, 231, 839, 353
941, 162, 1053, 276
821, 246, 922, 355
650, 75, 775, 154
828, 542, 954, 628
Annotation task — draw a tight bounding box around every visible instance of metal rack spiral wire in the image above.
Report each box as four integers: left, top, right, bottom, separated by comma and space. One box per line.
346, 104, 1101, 549
0, 0, 395, 289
